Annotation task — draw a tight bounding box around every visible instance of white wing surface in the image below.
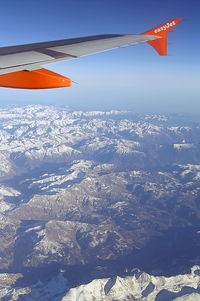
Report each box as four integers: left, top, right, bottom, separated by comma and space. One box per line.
0, 34, 156, 75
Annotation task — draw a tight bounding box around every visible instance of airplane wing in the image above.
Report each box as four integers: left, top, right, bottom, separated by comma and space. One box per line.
0, 18, 182, 89
0, 34, 158, 75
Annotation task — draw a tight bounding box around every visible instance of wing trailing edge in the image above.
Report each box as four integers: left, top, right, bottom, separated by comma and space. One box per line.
142, 18, 182, 56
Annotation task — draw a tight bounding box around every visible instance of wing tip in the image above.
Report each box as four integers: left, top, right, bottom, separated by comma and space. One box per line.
142, 18, 182, 56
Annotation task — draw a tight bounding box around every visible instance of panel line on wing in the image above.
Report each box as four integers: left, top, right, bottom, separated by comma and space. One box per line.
36, 49, 78, 59
0, 62, 42, 71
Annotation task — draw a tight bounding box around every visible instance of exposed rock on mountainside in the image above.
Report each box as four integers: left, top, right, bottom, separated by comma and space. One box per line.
1, 266, 200, 300
0, 105, 200, 299
62, 266, 200, 301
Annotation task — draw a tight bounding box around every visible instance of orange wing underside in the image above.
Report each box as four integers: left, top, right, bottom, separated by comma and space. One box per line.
0, 68, 72, 89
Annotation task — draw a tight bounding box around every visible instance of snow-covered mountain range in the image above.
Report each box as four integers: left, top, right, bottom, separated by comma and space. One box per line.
0, 105, 200, 300
1, 266, 200, 300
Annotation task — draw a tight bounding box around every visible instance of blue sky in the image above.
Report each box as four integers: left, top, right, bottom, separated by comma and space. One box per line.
0, 0, 199, 115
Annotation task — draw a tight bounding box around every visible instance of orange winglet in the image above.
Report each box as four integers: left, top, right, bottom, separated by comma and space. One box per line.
0, 68, 72, 89
142, 18, 182, 56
